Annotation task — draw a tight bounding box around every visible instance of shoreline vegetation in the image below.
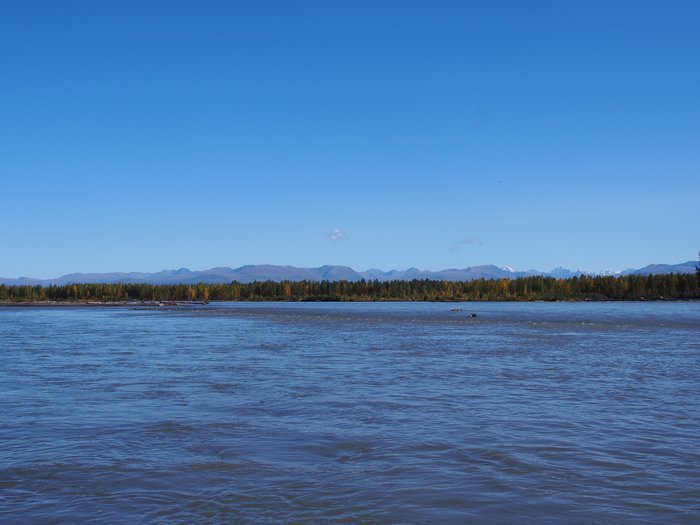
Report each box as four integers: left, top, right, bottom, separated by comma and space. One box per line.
0, 274, 698, 304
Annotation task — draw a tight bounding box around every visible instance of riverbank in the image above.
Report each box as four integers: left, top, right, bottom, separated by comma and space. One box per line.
1, 297, 698, 307
0, 300, 208, 307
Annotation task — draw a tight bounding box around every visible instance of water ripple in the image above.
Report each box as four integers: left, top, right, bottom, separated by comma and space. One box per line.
0, 302, 698, 523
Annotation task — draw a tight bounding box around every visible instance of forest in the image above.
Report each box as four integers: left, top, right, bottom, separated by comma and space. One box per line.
0, 274, 698, 303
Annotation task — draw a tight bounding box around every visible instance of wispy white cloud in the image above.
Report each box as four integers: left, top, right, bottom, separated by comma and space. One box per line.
329, 228, 349, 242
450, 236, 483, 252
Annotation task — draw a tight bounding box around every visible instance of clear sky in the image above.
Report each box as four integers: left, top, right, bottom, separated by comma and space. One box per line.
2, 1, 698, 278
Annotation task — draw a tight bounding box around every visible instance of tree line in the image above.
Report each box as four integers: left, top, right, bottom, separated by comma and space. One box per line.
0, 273, 698, 303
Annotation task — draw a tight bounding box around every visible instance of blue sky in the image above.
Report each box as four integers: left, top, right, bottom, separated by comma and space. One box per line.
1, 1, 698, 278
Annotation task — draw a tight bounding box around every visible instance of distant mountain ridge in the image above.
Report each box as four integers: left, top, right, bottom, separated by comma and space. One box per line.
1, 261, 696, 286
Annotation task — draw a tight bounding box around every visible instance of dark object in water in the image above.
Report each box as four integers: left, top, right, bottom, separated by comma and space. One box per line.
450, 308, 463, 312
468, 313, 478, 318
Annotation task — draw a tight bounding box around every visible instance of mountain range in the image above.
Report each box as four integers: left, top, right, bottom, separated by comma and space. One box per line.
1, 261, 696, 286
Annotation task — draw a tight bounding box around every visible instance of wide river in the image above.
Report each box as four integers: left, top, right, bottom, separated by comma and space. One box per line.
1, 302, 698, 523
